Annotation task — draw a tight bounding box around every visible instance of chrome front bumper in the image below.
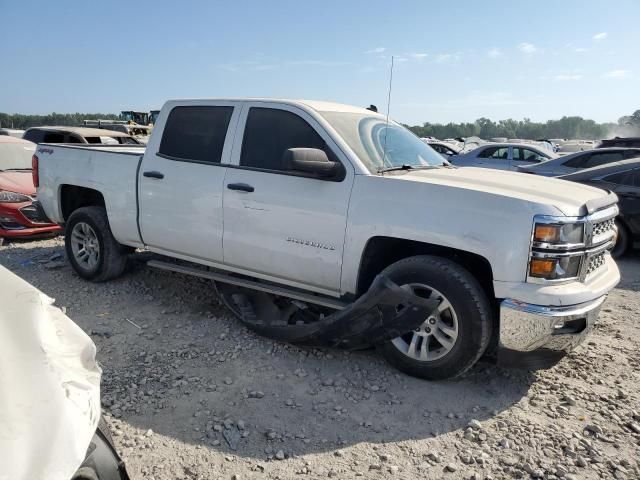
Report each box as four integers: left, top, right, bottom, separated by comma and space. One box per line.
497, 296, 606, 369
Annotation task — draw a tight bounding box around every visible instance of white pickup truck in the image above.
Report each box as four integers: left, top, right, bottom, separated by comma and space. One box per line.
35, 98, 620, 380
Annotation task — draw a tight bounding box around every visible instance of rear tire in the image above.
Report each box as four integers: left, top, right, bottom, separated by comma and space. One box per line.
65, 206, 128, 282
378, 255, 493, 380
611, 220, 629, 259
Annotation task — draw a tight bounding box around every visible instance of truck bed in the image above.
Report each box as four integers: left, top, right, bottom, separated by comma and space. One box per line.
36, 143, 145, 247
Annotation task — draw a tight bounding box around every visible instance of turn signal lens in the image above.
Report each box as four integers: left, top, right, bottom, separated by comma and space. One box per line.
530, 258, 556, 277
533, 222, 584, 245
534, 225, 560, 243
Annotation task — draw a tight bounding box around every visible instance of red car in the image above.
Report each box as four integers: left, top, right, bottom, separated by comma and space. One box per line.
0, 137, 61, 242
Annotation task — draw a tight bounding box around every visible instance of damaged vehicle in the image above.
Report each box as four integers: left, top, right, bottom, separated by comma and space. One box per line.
35, 99, 620, 380
0, 265, 129, 480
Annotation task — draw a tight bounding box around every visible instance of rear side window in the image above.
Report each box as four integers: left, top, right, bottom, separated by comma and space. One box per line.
563, 153, 589, 168
240, 108, 326, 171
159, 106, 234, 164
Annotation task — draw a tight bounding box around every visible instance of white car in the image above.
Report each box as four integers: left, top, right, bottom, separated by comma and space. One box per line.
450, 143, 557, 171
35, 98, 620, 380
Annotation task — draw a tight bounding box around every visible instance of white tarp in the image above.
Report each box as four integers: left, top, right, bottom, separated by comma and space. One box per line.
0, 265, 101, 480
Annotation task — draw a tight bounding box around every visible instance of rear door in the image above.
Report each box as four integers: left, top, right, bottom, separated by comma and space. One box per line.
222, 103, 354, 295
138, 102, 241, 263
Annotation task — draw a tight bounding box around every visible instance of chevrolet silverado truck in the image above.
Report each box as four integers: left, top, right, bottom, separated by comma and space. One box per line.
35, 99, 621, 380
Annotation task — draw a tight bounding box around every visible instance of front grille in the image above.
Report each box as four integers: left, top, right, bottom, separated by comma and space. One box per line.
592, 217, 615, 239
586, 251, 606, 276
19, 202, 52, 224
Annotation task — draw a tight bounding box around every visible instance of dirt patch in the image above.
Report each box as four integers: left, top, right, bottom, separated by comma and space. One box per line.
2, 237, 639, 479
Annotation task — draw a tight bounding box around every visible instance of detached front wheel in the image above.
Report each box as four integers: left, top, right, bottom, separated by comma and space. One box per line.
379, 255, 493, 380
65, 206, 128, 282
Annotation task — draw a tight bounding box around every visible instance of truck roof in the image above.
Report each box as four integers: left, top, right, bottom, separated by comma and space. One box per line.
166, 98, 380, 116
25, 126, 132, 137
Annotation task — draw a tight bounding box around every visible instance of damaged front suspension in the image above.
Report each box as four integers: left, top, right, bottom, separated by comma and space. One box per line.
215, 275, 439, 350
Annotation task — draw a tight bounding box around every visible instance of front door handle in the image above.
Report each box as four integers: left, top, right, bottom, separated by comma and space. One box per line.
227, 183, 254, 193
143, 171, 164, 179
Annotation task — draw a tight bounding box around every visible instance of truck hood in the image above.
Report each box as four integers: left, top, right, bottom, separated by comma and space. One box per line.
397, 167, 612, 216
0, 170, 35, 196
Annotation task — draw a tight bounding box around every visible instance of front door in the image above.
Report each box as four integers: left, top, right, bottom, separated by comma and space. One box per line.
138, 102, 241, 263
222, 104, 354, 295
511, 147, 550, 170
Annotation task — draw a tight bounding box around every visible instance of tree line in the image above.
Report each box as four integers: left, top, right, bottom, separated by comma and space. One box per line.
0, 113, 119, 130
406, 110, 640, 141
2, 109, 639, 141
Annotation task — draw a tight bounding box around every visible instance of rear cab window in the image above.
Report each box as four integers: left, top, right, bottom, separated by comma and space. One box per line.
159, 106, 234, 164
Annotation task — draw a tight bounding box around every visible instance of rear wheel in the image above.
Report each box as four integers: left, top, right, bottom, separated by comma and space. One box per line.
611, 220, 629, 259
379, 255, 493, 380
65, 206, 128, 282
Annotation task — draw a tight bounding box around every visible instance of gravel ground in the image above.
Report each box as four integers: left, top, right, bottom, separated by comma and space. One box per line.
2, 237, 640, 480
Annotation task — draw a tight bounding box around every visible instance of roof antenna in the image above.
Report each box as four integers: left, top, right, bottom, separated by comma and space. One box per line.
381, 56, 394, 169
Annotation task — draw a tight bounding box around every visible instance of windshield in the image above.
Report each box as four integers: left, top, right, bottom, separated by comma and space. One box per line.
320, 112, 446, 172
0, 143, 36, 170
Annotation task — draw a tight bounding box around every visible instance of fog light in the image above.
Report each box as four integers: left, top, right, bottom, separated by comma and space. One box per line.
530, 258, 556, 277
529, 255, 582, 280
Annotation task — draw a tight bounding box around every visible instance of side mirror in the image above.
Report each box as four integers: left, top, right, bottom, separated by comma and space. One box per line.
282, 148, 342, 178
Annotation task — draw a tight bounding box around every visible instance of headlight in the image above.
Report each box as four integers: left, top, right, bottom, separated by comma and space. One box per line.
533, 222, 584, 245
0, 190, 31, 203
529, 255, 582, 280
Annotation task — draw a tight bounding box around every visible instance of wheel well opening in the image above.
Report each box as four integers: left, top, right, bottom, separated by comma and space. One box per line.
356, 236, 495, 302
60, 185, 105, 222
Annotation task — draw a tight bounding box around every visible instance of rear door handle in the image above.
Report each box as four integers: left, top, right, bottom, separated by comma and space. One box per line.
227, 183, 254, 193
143, 171, 164, 179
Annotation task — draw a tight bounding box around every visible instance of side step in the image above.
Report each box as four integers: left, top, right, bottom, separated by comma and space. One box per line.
147, 259, 347, 310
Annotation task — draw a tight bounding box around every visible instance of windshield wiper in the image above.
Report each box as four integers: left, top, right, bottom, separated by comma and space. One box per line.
4, 168, 32, 171
377, 164, 442, 174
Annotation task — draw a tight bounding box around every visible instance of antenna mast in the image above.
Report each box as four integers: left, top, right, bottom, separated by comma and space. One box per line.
382, 56, 394, 167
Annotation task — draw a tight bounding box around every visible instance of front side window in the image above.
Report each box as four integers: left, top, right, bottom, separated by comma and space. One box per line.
240, 108, 327, 171
159, 106, 234, 164
514, 147, 548, 163
584, 152, 623, 168
478, 146, 509, 160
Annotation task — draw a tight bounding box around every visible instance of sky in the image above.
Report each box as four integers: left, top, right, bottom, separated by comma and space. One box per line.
1, 0, 638, 125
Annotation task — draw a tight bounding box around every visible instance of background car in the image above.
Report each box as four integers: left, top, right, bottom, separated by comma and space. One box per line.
422, 139, 461, 158
449, 142, 556, 170
0, 137, 61, 243
23, 126, 142, 145
560, 158, 640, 257
518, 147, 640, 176
0, 128, 25, 138
598, 137, 640, 149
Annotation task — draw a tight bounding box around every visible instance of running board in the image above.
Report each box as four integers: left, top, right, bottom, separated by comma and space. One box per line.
147, 259, 347, 310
